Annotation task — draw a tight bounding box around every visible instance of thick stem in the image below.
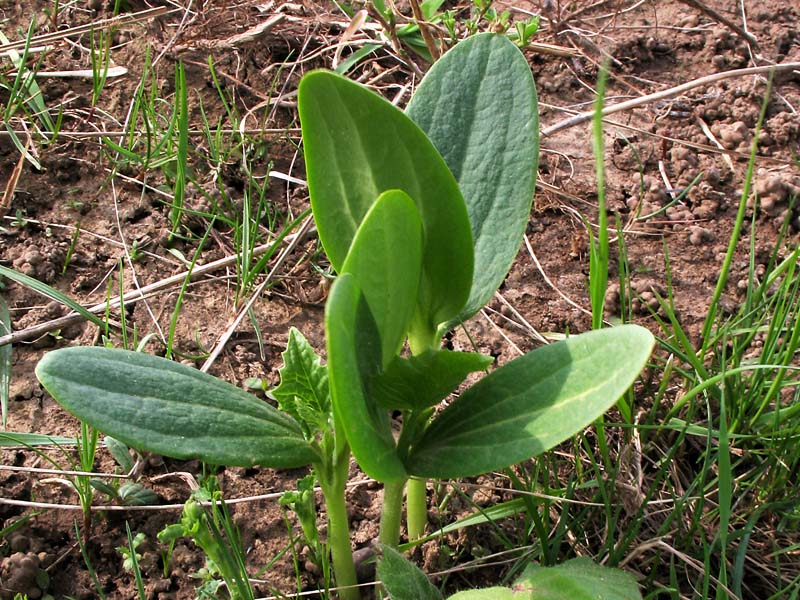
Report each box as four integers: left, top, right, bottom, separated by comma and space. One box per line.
379, 479, 408, 549
406, 478, 428, 541
404, 324, 439, 543
407, 316, 439, 357
321, 474, 360, 600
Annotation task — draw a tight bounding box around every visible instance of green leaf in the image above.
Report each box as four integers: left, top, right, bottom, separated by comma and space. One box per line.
35, 347, 316, 469
326, 273, 406, 482
334, 43, 382, 75
299, 71, 473, 336
371, 350, 493, 411
406, 33, 539, 328
512, 558, 642, 599
272, 327, 330, 439
447, 559, 642, 599
118, 482, 160, 506
420, 0, 446, 20
406, 325, 654, 478
105, 436, 135, 473
89, 479, 118, 498
342, 190, 423, 368
378, 545, 443, 600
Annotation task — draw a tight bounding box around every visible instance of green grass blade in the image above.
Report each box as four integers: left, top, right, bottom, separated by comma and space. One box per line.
700, 75, 773, 350
170, 61, 189, 236
0, 293, 9, 428
75, 521, 107, 600
166, 219, 214, 358
0, 265, 107, 330
0, 432, 80, 446
716, 360, 732, 599
125, 522, 147, 600
589, 63, 609, 330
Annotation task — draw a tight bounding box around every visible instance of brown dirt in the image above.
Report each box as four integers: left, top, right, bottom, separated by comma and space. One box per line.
0, 0, 798, 598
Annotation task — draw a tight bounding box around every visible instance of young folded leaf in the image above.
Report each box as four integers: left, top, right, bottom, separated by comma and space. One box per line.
406, 325, 654, 478
341, 190, 423, 369
370, 349, 493, 411
326, 273, 407, 482
298, 71, 473, 342
36, 348, 317, 468
272, 327, 331, 440
406, 33, 539, 330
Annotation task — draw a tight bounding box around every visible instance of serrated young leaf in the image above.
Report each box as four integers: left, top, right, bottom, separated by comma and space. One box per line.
272, 327, 330, 440
378, 545, 443, 600
370, 350, 493, 411
279, 473, 320, 547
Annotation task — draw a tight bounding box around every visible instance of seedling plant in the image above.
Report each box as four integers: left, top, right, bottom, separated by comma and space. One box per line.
35, 34, 654, 599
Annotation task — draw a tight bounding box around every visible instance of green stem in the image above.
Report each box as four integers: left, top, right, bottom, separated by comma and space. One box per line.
320, 472, 360, 600
379, 479, 408, 549
406, 478, 428, 541
405, 322, 439, 543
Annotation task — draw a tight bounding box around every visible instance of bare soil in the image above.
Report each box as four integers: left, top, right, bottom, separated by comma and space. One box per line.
0, 0, 798, 598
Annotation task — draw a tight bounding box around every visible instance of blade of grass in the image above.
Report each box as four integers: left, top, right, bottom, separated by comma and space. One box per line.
0, 293, 9, 427
586, 62, 613, 475
125, 522, 147, 600
0, 265, 107, 331
700, 74, 773, 352
0, 432, 81, 446
715, 351, 732, 599
166, 218, 214, 358
75, 520, 107, 600
170, 61, 189, 237
589, 62, 610, 331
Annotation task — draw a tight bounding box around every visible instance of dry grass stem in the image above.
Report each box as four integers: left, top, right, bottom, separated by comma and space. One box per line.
543, 62, 800, 136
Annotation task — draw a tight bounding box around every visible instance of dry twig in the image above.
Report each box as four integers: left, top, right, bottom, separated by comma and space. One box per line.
677, 0, 759, 48
543, 62, 800, 137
